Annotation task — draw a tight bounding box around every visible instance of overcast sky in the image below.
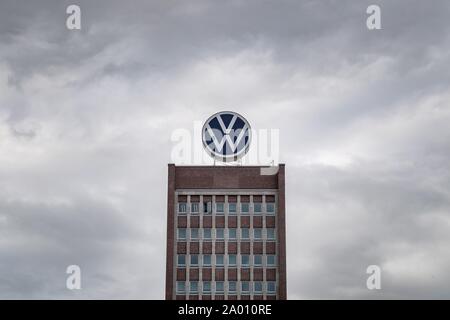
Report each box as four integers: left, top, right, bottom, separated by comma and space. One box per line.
1, 0, 450, 299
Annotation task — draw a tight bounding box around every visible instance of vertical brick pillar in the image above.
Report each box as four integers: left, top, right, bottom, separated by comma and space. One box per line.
165, 164, 176, 299
277, 164, 287, 299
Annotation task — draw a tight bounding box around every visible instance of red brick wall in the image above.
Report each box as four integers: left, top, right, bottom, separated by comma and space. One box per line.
190, 216, 200, 228
177, 216, 187, 227
228, 268, 237, 281
202, 268, 212, 280
174, 166, 278, 189
215, 241, 225, 254
228, 216, 237, 227
253, 216, 263, 228
202, 242, 212, 254
253, 242, 263, 254
203, 216, 212, 228
165, 164, 175, 299
277, 164, 287, 299
215, 216, 225, 228
228, 242, 238, 254
177, 242, 186, 254
215, 268, 225, 280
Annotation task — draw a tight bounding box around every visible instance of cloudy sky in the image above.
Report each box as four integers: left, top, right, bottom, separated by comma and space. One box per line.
1, 0, 450, 299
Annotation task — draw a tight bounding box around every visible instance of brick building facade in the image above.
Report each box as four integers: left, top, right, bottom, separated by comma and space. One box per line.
165, 164, 286, 300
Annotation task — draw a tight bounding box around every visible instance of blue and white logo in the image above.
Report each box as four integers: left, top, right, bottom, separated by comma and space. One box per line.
202, 111, 252, 162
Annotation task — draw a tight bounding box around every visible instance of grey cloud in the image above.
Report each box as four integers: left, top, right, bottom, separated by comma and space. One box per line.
0, 0, 449, 299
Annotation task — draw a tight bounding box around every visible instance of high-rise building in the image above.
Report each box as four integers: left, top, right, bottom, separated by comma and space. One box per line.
165, 164, 286, 300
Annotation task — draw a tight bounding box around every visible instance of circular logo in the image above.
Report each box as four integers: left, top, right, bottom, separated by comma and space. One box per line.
202, 111, 252, 162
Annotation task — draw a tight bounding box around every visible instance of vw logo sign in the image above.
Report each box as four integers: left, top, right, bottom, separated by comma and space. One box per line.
202, 111, 252, 162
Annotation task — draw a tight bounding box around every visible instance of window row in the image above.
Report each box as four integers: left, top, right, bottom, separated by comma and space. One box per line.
177, 254, 277, 267
177, 228, 276, 240
176, 281, 276, 294
178, 202, 275, 215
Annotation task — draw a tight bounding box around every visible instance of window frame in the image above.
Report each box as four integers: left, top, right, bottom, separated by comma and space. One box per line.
241, 228, 250, 240
203, 228, 212, 240
215, 281, 224, 293
253, 228, 262, 239
228, 203, 237, 214
241, 281, 250, 293
177, 228, 186, 240
178, 202, 187, 214
203, 281, 211, 293
191, 202, 199, 213
267, 281, 276, 294
228, 228, 237, 240
176, 281, 186, 293
190, 254, 199, 267
216, 228, 224, 240
216, 254, 224, 267
254, 254, 263, 266
266, 202, 275, 214
203, 254, 211, 267
190, 228, 199, 240
267, 228, 276, 240
228, 281, 237, 293
254, 281, 263, 293
177, 254, 186, 266
228, 254, 237, 266
215, 202, 224, 214
241, 254, 250, 267
267, 254, 276, 266
190, 281, 198, 293
203, 201, 212, 214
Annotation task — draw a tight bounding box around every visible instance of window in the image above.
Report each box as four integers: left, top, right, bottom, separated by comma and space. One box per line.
178, 202, 187, 213
228, 254, 237, 266
216, 254, 224, 266
267, 255, 276, 266
228, 203, 237, 214
203, 202, 211, 214
241, 281, 250, 293
216, 281, 224, 293
241, 254, 250, 267
190, 281, 198, 293
216, 202, 224, 214
267, 281, 276, 294
254, 228, 262, 239
177, 228, 186, 240
254, 203, 262, 213
177, 255, 186, 266
216, 228, 224, 239
241, 228, 250, 239
203, 254, 211, 266
190, 255, 198, 266
266, 203, 275, 213
267, 228, 276, 240
241, 202, 249, 213
191, 202, 199, 213
254, 255, 262, 266
176, 281, 185, 293
203, 228, 212, 239
228, 281, 237, 293
190, 228, 199, 240
203, 281, 211, 293
254, 281, 263, 293
228, 228, 237, 239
